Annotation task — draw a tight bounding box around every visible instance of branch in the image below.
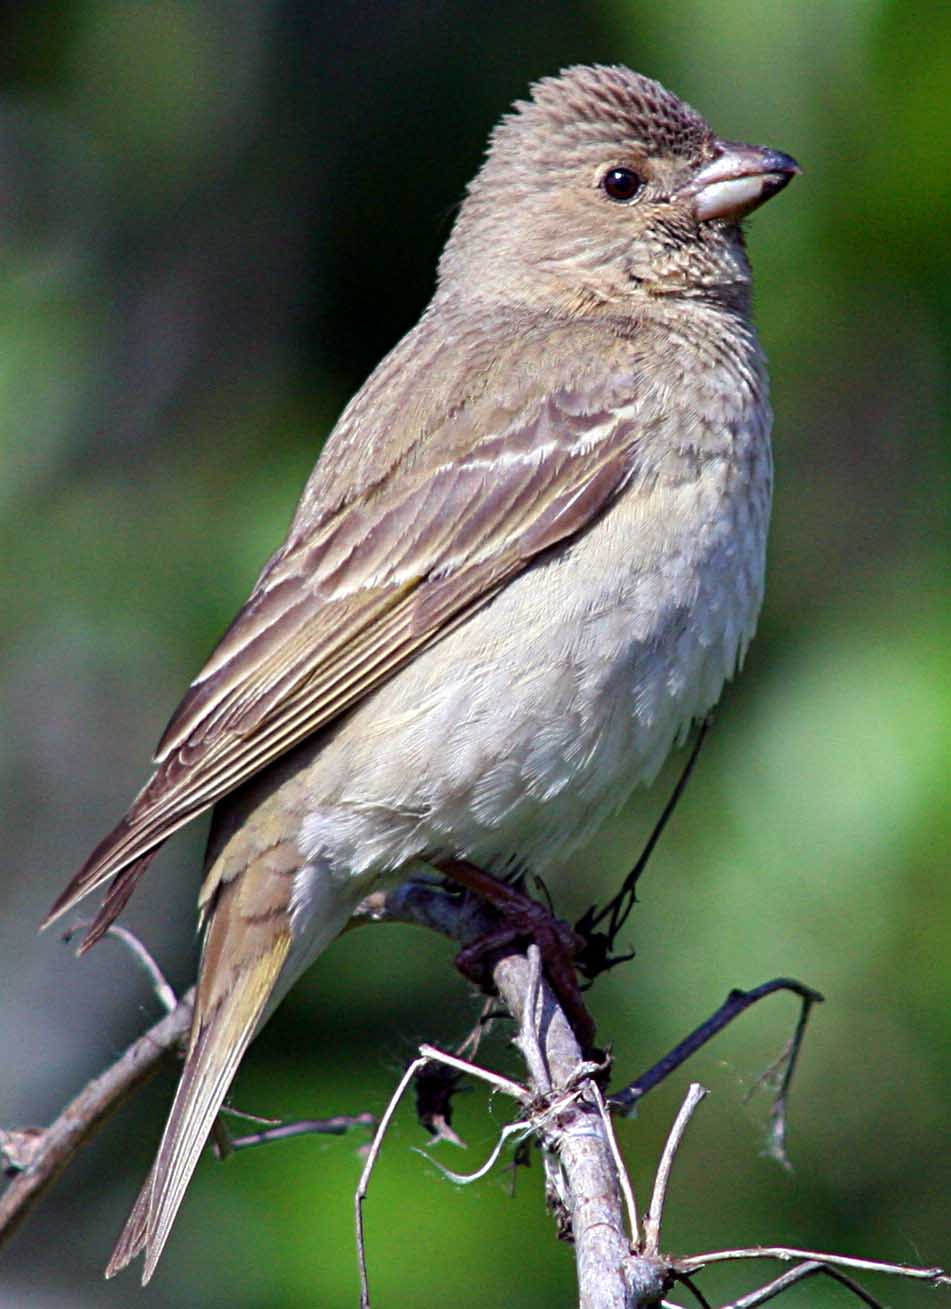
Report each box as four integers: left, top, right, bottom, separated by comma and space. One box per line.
492, 949, 669, 1309
676, 1247, 949, 1286
5, 881, 947, 1309
354, 884, 673, 1308
643, 1083, 707, 1257
0, 987, 194, 1250
0, 884, 471, 1255
610, 979, 823, 1167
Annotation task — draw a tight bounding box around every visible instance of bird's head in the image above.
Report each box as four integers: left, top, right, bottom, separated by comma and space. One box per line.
439, 64, 799, 316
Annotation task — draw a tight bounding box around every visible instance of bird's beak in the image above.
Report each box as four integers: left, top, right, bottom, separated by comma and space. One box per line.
681, 142, 801, 222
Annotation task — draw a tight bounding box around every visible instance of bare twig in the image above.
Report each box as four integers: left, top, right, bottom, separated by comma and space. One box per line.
513, 946, 550, 1091
722, 1259, 884, 1309
63, 919, 178, 1014
743, 984, 818, 1167
355, 1039, 530, 1305
676, 1246, 949, 1286
610, 979, 822, 1167
356, 1056, 427, 1309
590, 1078, 640, 1246
0, 987, 194, 1251
228, 1113, 377, 1152
643, 1083, 707, 1257
8, 880, 946, 1309
417, 1043, 528, 1102
420, 1118, 532, 1186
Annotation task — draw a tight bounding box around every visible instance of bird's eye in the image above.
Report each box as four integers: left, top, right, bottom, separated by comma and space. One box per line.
602, 167, 643, 202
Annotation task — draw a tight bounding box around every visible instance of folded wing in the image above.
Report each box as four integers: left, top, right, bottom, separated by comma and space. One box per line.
45, 373, 642, 949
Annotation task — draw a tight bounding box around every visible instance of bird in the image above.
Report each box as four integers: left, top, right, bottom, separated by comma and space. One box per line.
43, 63, 798, 1282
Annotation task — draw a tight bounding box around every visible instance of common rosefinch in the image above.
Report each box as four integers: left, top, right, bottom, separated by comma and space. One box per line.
45, 64, 798, 1281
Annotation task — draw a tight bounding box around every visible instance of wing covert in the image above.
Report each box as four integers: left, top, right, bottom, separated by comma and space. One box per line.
45, 369, 645, 946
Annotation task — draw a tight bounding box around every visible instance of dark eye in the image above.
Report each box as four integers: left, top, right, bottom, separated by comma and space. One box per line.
602, 167, 643, 202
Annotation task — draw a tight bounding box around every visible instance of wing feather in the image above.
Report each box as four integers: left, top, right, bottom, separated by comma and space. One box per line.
45, 358, 644, 946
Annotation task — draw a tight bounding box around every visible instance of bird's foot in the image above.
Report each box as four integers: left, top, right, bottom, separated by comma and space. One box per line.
439, 859, 597, 1053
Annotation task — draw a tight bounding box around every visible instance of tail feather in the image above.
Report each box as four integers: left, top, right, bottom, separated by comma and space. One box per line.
105, 933, 292, 1283
105, 1172, 152, 1277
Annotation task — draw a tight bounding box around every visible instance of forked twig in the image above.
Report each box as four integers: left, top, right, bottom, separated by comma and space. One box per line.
356, 943, 652, 1309
355, 1043, 531, 1308
611, 978, 822, 1167
356, 1055, 425, 1309
9, 888, 945, 1309
664, 1248, 949, 1309
629, 1088, 951, 1307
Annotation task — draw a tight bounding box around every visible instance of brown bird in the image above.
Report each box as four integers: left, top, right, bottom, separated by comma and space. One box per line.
44, 64, 798, 1281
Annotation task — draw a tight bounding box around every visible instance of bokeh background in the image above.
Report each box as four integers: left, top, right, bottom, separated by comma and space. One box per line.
1, 3, 948, 1306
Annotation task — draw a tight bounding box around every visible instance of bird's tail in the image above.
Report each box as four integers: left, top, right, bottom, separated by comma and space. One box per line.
105, 927, 292, 1284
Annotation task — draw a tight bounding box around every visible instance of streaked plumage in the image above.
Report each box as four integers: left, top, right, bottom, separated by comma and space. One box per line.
43, 64, 797, 1282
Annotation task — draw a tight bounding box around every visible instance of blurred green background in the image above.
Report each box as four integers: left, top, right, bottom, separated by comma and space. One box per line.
2, 2, 949, 1306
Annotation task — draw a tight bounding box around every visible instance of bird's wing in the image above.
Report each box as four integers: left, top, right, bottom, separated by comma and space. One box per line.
46, 369, 644, 948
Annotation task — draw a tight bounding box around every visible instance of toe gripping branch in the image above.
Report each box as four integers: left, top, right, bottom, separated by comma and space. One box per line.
441, 720, 712, 1053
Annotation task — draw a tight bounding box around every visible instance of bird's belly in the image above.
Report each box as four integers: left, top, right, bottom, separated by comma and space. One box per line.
296, 453, 769, 882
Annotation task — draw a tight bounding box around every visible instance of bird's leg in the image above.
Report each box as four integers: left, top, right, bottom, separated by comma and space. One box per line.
438, 858, 597, 1053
